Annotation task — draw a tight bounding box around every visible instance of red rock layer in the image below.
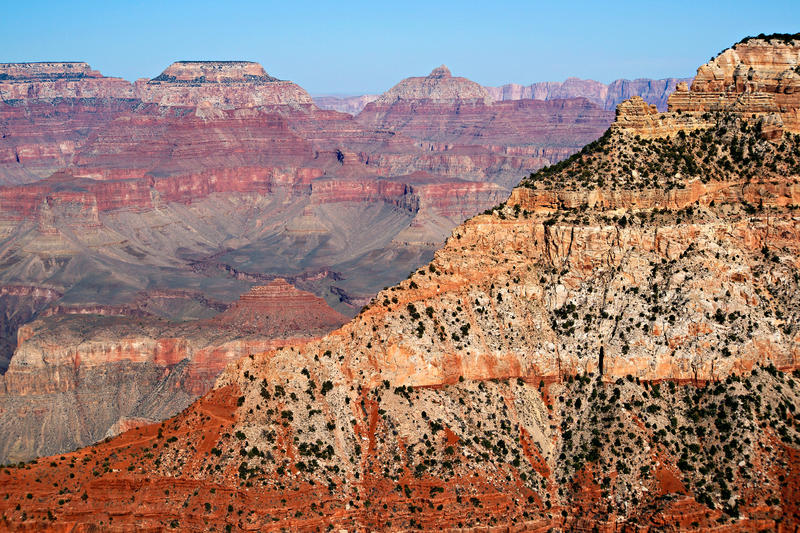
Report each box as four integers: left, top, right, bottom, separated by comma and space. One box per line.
0, 99, 140, 185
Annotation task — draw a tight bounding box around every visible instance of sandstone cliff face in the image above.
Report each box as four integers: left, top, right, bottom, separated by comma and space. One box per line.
612, 36, 800, 140
667, 35, 800, 134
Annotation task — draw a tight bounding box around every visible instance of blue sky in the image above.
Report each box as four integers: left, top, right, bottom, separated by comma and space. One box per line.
1, 0, 798, 94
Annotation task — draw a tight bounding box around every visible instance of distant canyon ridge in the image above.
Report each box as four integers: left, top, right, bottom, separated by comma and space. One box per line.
0, 59, 686, 462
313, 75, 691, 115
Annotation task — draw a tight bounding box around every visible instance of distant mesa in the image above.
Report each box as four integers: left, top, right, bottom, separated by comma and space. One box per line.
150, 60, 280, 84
0, 61, 101, 81
0, 59, 313, 108
138, 60, 313, 107
0, 61, 135, 103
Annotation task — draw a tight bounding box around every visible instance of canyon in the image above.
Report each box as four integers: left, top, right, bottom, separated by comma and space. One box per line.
0, 33, 798, 531
0, 59, 617, 462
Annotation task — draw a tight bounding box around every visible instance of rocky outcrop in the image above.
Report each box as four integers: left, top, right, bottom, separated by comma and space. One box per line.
486, 76, 693, 111
613, 35, 800, 138
667, 34, 800, 133
611, 94, 715, 137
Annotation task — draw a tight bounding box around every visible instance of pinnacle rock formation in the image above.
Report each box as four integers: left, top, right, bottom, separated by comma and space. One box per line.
372, 64, 493, 104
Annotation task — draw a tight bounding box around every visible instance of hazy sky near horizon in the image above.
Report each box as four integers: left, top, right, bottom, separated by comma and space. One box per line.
1, 0, 798, 95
